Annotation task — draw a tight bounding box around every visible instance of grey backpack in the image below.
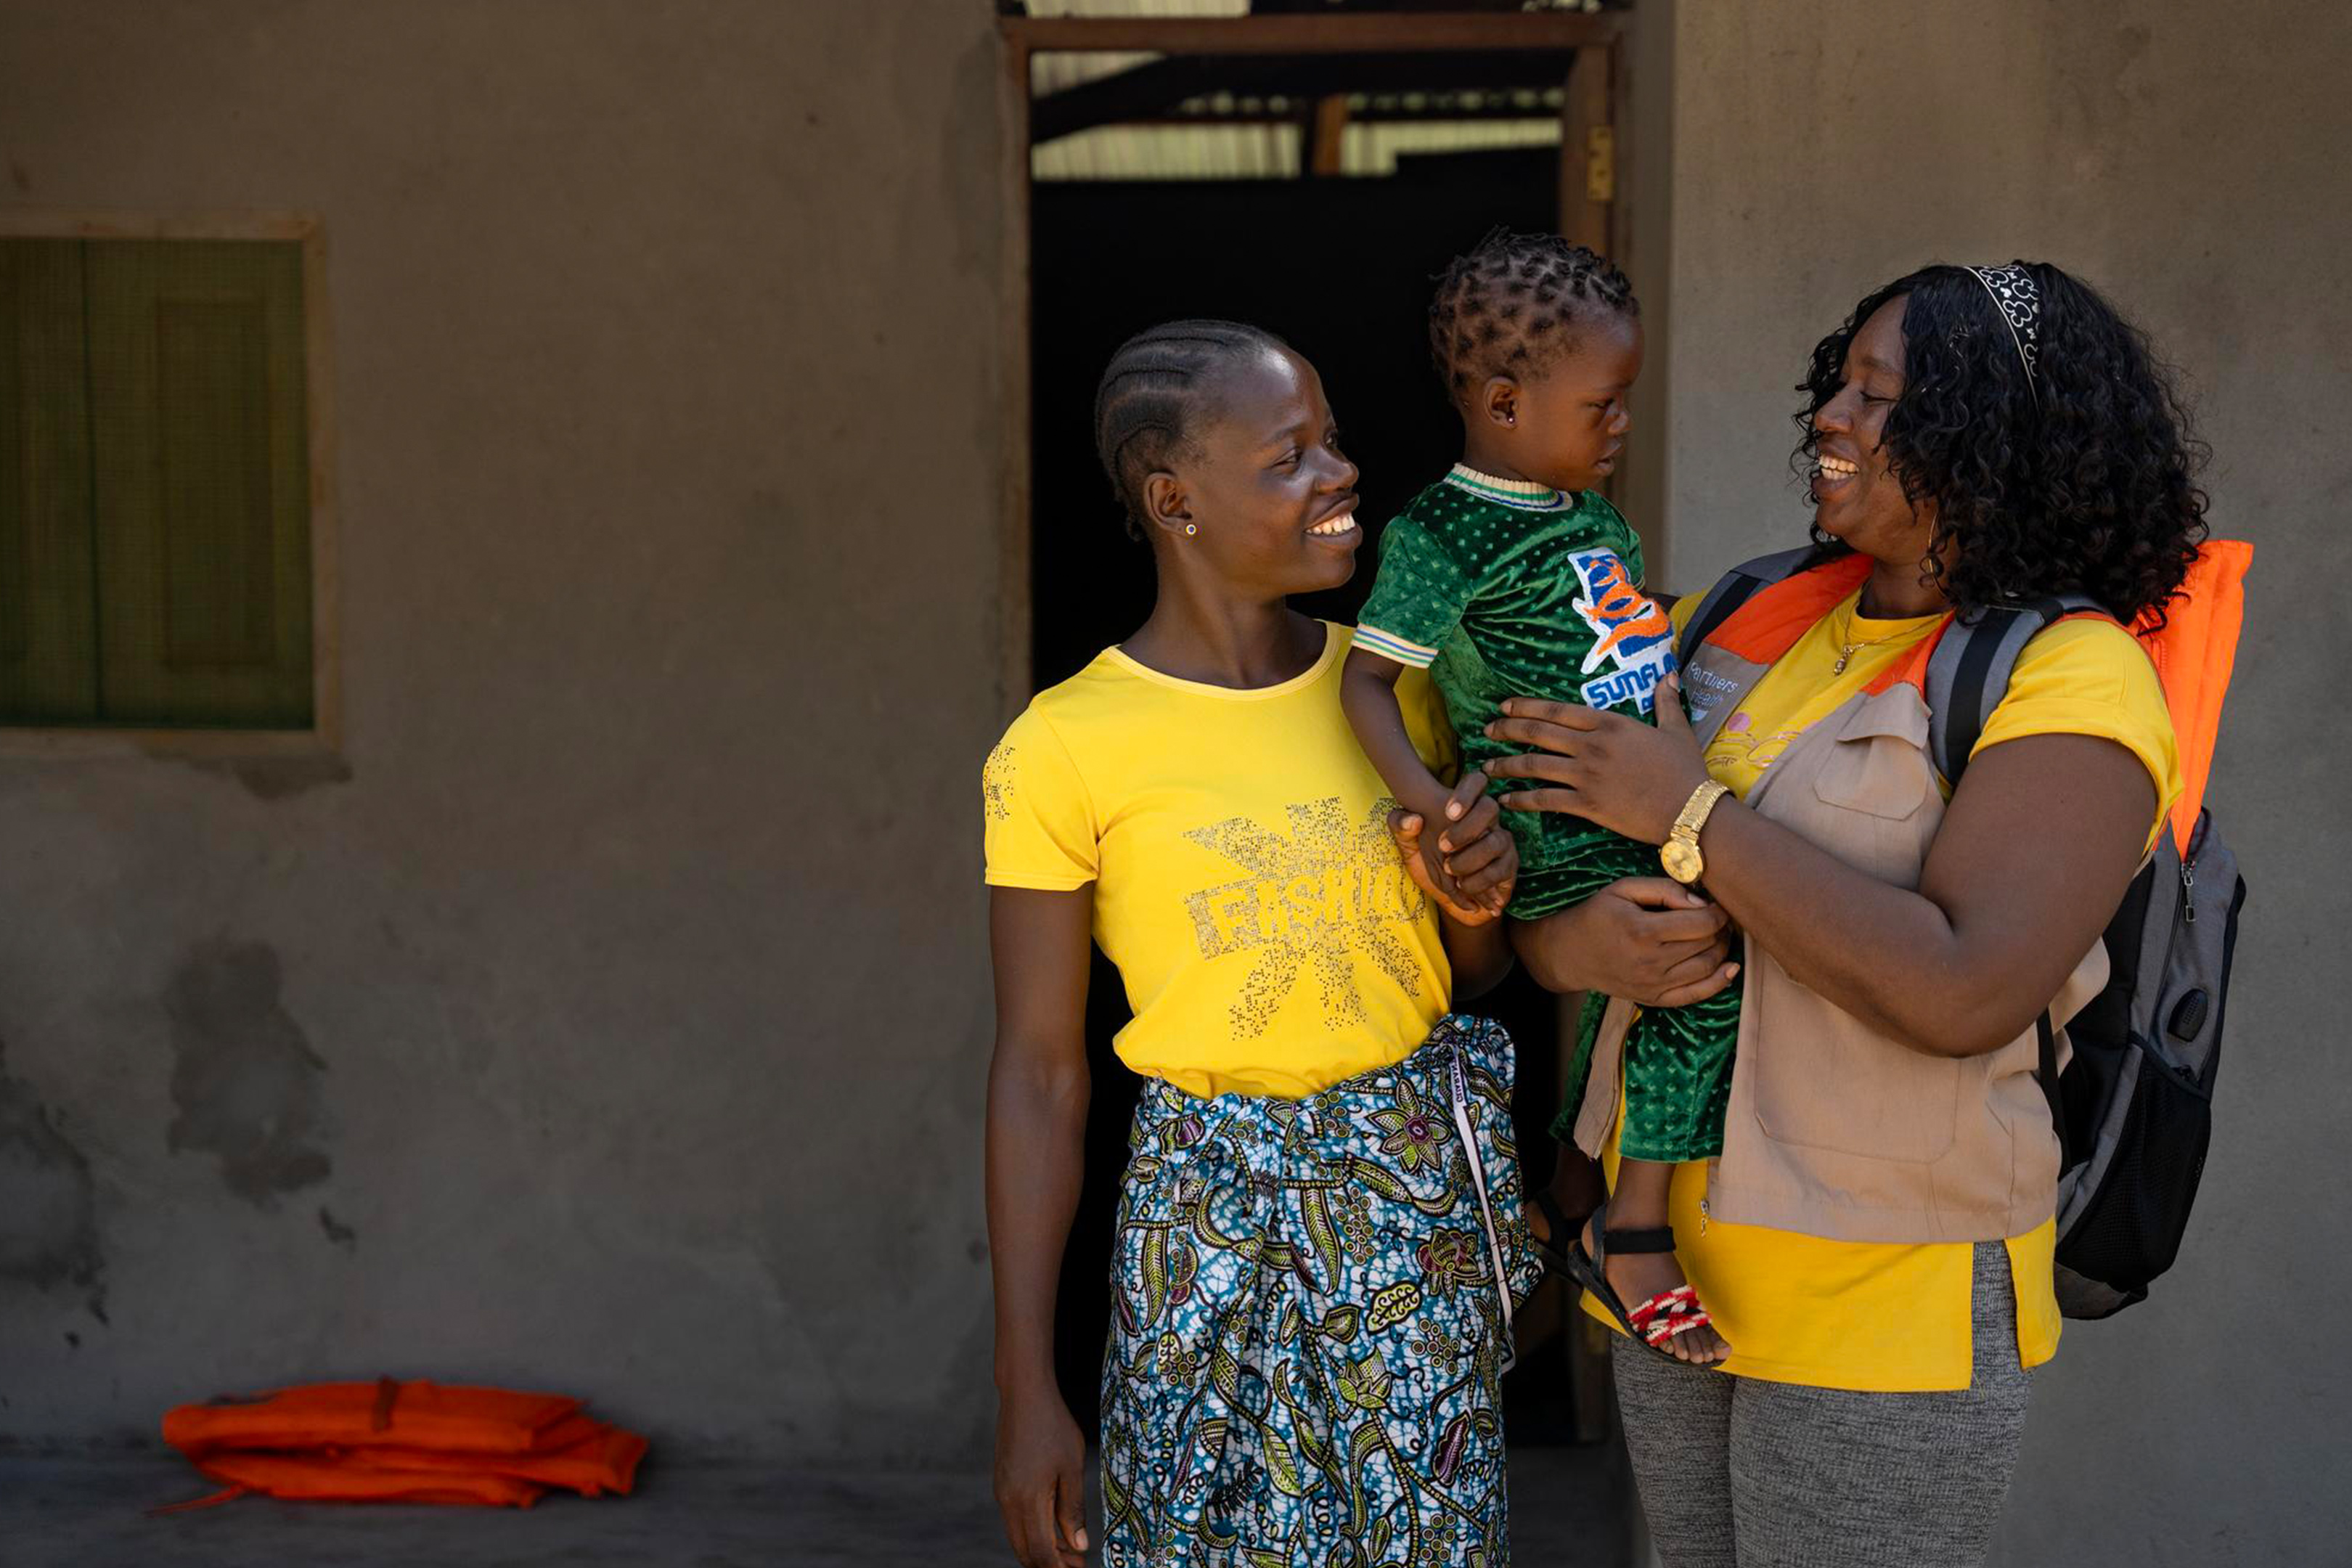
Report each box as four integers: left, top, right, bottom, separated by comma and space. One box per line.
1927, 596, 2245, 1319
1686, 553, 2247, 1319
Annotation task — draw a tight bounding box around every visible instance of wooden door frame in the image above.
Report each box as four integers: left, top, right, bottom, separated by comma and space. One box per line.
996, 6, 1646, 1461
993, 8, 1630, 714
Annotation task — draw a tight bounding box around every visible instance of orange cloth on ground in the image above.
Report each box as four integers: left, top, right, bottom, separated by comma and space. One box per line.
176, 1452, 547, 1508
159, 1379, 648, 1510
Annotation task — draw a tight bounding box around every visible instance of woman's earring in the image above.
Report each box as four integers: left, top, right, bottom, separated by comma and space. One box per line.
1185, 523, 1198, 536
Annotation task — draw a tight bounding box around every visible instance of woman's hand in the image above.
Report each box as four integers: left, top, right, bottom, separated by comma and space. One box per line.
1482, 675, 1714, 844
1387, 769, 1517, 922
994, 1386, 1089, 1568
1511, 877, 1737, 1008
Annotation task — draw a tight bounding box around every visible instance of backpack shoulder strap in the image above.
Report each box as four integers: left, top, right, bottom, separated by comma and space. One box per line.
2035, 1013, 2071, 1172
1676, 546, 1822, 661
1924, 594, 2107, 784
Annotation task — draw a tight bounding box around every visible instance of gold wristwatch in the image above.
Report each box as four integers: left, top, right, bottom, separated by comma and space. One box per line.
1660, 780, 1731, 885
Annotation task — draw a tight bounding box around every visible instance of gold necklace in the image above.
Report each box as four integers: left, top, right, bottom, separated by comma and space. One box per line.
1831, 628, 1898, 675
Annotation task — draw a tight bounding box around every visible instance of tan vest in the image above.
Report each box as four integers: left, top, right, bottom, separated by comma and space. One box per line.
1568, 666, 2104, 1244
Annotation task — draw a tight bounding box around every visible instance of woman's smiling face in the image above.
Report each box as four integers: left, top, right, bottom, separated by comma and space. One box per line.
1164, 347, 1363, 596
1808, 296, 1935, 565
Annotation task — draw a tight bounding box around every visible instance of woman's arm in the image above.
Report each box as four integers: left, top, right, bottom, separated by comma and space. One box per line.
1439, 904, 1514, 1002
1699, 732, 2150, 1055
1510, 878, 1737, 1007
1485, 684, 2153, 1057
1387, 783, 1516, 998
986, 886, 1094, 1568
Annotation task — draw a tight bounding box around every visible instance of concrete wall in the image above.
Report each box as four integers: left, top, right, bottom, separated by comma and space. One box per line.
6, 1, 2346, 1553
1659, 3, 2352, 1562
1612, 0, 1676, 566
0, 0, 1006, 1463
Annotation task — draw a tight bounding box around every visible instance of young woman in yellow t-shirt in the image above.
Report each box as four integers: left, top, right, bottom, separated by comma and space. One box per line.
983, 321, 1552, 1568
1487, 263, 2210, 1567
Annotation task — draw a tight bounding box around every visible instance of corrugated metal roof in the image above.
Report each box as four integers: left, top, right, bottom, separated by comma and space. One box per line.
1034, 121, 1307, 181
1024, 2, 1582, 181
1032, 115, 1559, 181
1022, 0, 1249, 18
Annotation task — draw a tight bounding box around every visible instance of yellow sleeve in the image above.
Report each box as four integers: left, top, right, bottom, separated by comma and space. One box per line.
981, 705, 1099, 890
1973, 618, 2182, 844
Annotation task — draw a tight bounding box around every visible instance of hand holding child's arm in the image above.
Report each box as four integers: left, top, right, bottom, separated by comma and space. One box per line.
1389, 775, 1518, 997
1389, 769, 1517, 920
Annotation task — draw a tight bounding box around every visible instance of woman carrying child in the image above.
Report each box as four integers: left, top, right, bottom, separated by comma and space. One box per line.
1490, 261, 2205, 1566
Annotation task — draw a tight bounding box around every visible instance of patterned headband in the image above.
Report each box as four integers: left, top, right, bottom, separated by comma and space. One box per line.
1967, 262, 2042, 405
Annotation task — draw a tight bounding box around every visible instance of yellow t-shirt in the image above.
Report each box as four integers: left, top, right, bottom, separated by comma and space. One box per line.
1584, 589, 2183, 1391
983, 622, 1458, 1099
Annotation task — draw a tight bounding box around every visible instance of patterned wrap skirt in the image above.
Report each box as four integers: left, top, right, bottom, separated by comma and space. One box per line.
1100, 1015, 1543, 1568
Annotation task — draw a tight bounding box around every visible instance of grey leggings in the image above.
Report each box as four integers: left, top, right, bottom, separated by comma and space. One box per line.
1610, 1241, 2032, 1568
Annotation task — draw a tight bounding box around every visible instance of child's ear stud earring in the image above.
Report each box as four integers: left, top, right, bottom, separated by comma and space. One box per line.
1185, 523, 1198, 536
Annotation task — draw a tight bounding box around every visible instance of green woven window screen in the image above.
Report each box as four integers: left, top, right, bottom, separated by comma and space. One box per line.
0, 237, 312, 729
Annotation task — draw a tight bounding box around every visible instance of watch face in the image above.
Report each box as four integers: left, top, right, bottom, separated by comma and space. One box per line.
1661, 838, 1704, 884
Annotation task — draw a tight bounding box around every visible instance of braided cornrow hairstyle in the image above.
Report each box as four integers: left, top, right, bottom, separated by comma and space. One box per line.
1093, 319, 1291, 540
1427, 228, 1638, 404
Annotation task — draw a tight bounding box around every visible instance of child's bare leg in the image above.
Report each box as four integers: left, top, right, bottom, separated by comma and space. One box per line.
1587, 1157, 1731, 1365
1527, 1144, 1606, 1246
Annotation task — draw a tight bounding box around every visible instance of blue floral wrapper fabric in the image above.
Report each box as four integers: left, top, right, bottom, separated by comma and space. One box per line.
1100, 1014, 1542, 1568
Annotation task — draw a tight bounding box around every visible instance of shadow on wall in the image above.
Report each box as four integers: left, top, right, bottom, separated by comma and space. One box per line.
163, 938, 334, 1208
1, 935, 345, 1336
0, 1041, 105, 1324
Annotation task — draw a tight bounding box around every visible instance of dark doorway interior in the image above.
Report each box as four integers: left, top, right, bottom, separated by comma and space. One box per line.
1029, 144, 1596, 1448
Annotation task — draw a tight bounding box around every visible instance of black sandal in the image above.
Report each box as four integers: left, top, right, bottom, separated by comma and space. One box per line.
1527, 1188, 1591, 1283
1554, 1196, 1718, 1365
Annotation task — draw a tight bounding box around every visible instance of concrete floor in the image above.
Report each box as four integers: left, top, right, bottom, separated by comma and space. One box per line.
3, 1445, 1633, 1567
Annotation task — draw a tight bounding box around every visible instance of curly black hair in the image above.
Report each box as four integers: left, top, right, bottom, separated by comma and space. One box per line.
1429, 229, 1638, 404
1793, 261, 2209, 626
1094, 319, 1292, 541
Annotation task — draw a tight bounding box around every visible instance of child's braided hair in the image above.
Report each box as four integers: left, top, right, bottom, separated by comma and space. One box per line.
1428, 229, 1638, 404
1094, 319, 1292, 540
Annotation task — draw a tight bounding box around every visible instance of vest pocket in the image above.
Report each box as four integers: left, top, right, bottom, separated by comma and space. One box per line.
1752, 1016, 1963, 1161
1811, 730, 1934, 822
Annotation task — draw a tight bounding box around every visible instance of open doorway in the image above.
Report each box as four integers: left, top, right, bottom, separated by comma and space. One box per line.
996, 1, 1642, 1549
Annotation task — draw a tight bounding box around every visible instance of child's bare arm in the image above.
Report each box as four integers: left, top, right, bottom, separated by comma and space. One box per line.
1344, 647, 1511, 916
1341, 648, 1456, 823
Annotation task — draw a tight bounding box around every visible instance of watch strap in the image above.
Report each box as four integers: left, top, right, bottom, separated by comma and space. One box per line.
1673, 779, 1731, 839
